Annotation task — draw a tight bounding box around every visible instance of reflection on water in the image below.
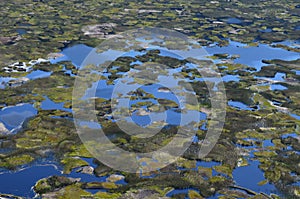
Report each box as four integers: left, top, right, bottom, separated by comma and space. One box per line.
0, 165, 60, 197
166, 188, 200, 198
270, 84, 287, 91
0, 157, 126, 198
227, 17, 243, 24
40, 96, 72, 112
55, 40, 299, 75
0, 104, 37, 132
233, 160, 277, 194
49, 41, 300, 197
228, 100, 254, 111
0, 77, 15, 89
16, 28, 27, 35
205, 41, 299, 70
26, 70, 52, 80
0, 39, 299, 197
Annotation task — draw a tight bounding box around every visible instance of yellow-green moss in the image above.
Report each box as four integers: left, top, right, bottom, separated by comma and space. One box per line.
61, 157, 89, 174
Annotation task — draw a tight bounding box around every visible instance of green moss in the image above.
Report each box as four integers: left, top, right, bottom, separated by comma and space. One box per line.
185, 104, 200, 111
34, 87, 73, 103
101, 182, 118, 189
188, 190, 203, 199
209, 176, 227, 183
14, 115, 76, 152
68, 144, 93, 158
0, 154, 34, 169
213, 164, 233, 178
34, 179, 52, 194
236, 139, 254, 147
94, 192, 121, 199
237, 158, 248, 167
57, 184, 91, 199
183, 170, 206, 186
145, 186, 173, 197
85, 182, 118, 189
157, 98, 179, 108
61, 157, 89, 174
272, 139, 286, 149
1, 1, 300, 198
257, 179, 268, 186
253, 151, 277, 158
294, 187, 300, 198
198, 166, 213, 178
34, 176, 80, 194
15, 136, 44, 149
177, 158, 196, 169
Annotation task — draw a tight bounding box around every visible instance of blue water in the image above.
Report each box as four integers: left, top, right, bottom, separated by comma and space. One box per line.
0, 157, 127, 197
233, 160, 277, 194
281, 133, 298, 139
40, 96, 71, 112
263, 139, 274, 148
131, 113, 152, 126
0, 165, 60, 197
196, 161, 220, 176
124, 102, 205, 127
0, 160, 111, 198
52, 42, 300, 75
92, 80, 114, 99
222, 74, 240, 82
260, 28, 272, 33
26, 70, 52, 80
192, 135, 198, 143
1, 40, 299, 198
274, 40, 300, 48
192, 74, 240, 90
78, 121, 101, 129
289, 113, 300, 120
0, 104, 37, 131
195, 75, 240, 84
228, 101, 254, 111
50, 41, 300, 75
227, 18, 243, 24
166, 188, 200, 198
0, 77, 15, 89
142, 83, 179, 101
61, 44, 93, 67
205, 41, 300, 70
159, 49, 184, 60
87, 80, 206, 127
270, 84, 287, 91
196, 160, 220, 168
124, 50, 147, 58
68, 168, 106, 183
130, 60, 143, 66
273, 72, 286, 81
16, 28, 27, 35
51, 44, 123, 68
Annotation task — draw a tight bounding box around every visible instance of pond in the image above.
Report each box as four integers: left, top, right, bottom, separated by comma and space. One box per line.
0, 104, 37, 133
233, 160, 277, 194
205, 41, 299, 70
0, 38, 299, 198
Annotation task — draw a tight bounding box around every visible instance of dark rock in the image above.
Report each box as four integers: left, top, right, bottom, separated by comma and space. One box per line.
34, 176, 80, 194
0, 36, 21, 45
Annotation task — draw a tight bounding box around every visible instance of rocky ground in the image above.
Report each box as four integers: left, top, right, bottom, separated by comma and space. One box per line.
0, 0, 299, 199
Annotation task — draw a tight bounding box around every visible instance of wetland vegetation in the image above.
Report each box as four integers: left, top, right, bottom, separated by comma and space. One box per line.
0, 0, 299, 198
